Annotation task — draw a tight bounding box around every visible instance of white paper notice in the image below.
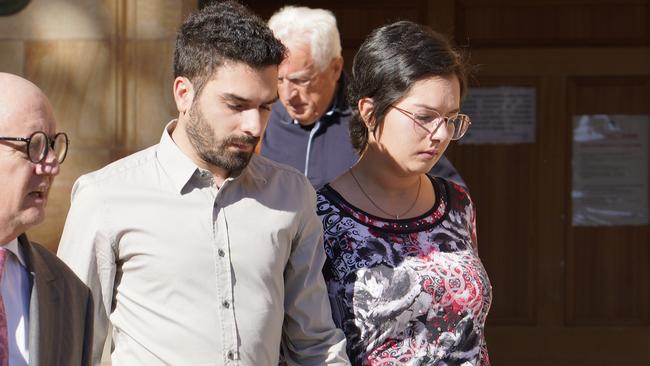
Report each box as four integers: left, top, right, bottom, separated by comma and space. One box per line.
460, 86, 536, 144
572, 115, 649, 226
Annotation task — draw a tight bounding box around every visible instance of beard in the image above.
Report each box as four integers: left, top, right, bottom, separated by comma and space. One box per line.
185, 102, 259, 173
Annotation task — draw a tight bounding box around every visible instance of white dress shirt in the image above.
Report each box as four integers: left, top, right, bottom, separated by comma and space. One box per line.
58, 121, 349, 366
1, 239, 30, 366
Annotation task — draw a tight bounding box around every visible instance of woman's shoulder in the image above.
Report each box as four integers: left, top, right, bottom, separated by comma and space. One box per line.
430, 175, 473, 208
316, 183, 337, 202
316, 183, 344, 216
316, 174, 357, 214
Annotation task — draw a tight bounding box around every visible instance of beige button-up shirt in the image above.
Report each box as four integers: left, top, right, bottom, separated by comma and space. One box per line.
58, 122, 349, 366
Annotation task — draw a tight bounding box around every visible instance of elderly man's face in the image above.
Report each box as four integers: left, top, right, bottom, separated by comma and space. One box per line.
277, 42, 342, 126
0, 88, 60, 241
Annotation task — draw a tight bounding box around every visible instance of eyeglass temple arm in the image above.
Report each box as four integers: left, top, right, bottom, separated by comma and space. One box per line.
0, 137, 30, 142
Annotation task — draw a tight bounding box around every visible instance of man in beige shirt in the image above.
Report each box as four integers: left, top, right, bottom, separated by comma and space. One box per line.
57, 2, 349, 365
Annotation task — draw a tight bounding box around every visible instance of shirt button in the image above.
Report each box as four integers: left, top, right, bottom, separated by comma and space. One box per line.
223, 300, 230, 308
218, 249, 225, 257
227, 351, 234, 360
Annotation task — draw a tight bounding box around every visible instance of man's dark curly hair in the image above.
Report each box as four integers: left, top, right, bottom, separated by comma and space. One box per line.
173, 1, 286, 96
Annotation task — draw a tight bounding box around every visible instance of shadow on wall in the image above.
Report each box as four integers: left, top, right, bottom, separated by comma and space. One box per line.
0, 0, 190, 251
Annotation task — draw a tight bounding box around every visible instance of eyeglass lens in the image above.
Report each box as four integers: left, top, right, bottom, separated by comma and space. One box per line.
53, 133, 68, 163
28, 132, 47, 163
27, 131, 68, 164
424, 116, 468, 140
446, 116, 469, 140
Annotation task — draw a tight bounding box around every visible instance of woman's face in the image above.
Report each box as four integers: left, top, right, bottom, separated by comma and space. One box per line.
367, 74, 461, 176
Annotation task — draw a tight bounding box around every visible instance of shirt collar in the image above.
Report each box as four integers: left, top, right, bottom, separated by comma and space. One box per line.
156, 120, 199, 193
327, 72, 351, 117
3, 238, 26, 268
156, 120, 266, 193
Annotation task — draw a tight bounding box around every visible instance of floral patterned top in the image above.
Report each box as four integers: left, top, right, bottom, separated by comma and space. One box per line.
317, 176, 492, 366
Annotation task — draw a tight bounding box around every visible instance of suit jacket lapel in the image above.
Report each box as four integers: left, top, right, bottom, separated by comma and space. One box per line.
18, 234, 61, 366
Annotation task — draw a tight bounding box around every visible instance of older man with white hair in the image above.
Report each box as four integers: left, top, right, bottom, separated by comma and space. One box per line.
261, 6, 466, 189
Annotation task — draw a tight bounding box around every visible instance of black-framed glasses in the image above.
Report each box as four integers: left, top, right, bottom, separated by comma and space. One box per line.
0, 131, 69, 164
391, 105, 471, 140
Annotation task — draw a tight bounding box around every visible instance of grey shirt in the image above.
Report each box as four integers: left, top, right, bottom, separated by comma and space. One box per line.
57, 121, 349, 366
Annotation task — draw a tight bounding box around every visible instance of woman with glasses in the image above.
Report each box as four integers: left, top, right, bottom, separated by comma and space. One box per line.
317, 21, 492, 365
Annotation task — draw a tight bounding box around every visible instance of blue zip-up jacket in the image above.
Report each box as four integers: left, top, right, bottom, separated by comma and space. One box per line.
261, 75, 466, 189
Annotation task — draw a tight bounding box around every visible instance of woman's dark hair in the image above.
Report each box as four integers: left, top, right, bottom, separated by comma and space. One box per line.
348, 21, 469, 153
173, 1, 286, 97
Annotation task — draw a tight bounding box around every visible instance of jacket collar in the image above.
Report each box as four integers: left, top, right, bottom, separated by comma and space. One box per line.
18, 233, 61, 366
17, 234, 56, 282
325, 72, 351, 119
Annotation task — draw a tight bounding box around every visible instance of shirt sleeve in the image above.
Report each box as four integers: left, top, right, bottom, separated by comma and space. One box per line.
281, 181, 351, 366
57, 177, 116, 366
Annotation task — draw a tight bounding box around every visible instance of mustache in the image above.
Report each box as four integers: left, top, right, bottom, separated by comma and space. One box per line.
223, 135, 259, 147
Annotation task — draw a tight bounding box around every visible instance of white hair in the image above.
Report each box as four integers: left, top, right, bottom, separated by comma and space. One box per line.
268, 6, 342, 71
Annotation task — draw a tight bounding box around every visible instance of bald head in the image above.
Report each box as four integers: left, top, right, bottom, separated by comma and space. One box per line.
0, 73, 60, 244
0, 73, 55, 133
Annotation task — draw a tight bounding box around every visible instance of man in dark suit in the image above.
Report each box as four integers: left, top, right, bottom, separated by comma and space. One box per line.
0, 72, 93, 366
